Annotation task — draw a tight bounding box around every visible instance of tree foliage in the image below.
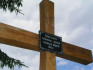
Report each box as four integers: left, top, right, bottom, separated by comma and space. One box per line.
0, 0, 23, 14
0, 0, 27, 69
0, 49, 28, 70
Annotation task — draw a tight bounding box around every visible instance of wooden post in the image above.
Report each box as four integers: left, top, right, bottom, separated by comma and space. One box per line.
40, 0, 56, 70
0, 23, 92, 65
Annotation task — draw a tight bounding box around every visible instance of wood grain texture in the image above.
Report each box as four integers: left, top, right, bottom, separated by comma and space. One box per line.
0, 22, 92, 65
0, 22, 39, 51
40, 0, 56, 70
59, 42, 92, 65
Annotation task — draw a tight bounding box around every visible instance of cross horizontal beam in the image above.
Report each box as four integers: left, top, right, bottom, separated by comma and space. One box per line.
0, 23, 92, 65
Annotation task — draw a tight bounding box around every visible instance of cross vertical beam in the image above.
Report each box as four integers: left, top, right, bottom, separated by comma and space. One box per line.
40, 0, 56, 70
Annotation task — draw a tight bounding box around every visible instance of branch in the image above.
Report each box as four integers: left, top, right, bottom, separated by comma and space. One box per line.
0, 49, 28, 70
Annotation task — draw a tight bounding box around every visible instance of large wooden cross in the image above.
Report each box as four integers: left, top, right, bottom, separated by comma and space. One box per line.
0, 0, 92, 70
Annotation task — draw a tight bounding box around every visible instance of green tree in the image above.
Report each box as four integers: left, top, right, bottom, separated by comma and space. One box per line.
0, 0, 28, 69
0, 49, 28, 70
0, 0, 23, 14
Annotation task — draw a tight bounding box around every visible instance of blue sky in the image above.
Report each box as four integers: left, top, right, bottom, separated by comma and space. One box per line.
0, 0, 93, 70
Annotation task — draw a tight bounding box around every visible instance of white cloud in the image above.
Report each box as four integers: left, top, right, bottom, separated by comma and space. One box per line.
57, 60, 69, 66
56, 57, 62, 61
54, 0, 93, 50
56, 57, 69, 66
72, 66, 85, 70
6, 19, 40, 33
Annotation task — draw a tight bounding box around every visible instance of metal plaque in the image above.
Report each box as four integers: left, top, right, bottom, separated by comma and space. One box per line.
39, 31, 62, 55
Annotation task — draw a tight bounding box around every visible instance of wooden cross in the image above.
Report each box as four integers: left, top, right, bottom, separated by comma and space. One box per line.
0, 0, 92, 70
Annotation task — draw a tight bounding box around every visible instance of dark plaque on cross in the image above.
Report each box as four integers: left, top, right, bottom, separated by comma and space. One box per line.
39, 31, 62, 55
